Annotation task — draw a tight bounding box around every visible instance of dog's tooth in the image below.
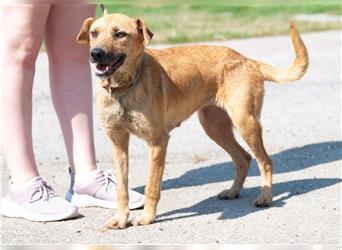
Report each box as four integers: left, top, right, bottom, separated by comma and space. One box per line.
96, 67, 105, 75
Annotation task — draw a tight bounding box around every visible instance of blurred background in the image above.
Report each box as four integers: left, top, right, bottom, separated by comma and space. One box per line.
91, 1, 341, 44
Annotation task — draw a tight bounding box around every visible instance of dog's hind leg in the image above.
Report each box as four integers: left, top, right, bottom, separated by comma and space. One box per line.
223, 78, 273, 207
229, 112, 273, 207
198, 105, 252, 200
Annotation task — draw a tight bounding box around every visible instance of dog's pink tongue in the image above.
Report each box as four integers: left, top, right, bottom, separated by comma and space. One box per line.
97, 64, 107, 72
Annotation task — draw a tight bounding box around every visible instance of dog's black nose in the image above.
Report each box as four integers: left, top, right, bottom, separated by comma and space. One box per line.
90, 48, 106, 61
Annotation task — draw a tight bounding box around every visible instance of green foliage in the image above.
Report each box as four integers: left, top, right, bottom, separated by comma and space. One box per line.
94, 4, 342, 44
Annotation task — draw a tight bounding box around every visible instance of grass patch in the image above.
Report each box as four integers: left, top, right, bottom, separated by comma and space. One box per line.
95, 4, 342, 44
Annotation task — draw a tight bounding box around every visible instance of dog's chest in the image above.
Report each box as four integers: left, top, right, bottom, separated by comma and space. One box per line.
97, 93, 151, 138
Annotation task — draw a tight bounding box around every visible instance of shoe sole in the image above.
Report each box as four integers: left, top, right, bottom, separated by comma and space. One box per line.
0, 198, 79, 222
66, 191, 144, 210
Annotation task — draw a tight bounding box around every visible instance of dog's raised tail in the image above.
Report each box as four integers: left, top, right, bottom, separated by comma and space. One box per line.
248, 23, 309, 83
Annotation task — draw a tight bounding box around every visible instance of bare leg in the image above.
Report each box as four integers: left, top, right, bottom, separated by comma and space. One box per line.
198, 105, 251, 199
1, 5, 50, 183
44, 4, 96, 173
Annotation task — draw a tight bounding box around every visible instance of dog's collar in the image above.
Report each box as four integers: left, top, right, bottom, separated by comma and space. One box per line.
131, 61, 143, 87
103, 61, 143, 95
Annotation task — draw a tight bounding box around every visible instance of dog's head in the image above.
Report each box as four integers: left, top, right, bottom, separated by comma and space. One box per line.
77, 13, 153, 79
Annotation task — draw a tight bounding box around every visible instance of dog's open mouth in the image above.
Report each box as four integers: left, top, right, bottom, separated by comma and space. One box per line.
95, 54, 126, 77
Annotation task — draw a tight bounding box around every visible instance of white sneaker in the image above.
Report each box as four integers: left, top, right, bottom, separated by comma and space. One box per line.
66, 169, 144, 210
1, 176, 78, 222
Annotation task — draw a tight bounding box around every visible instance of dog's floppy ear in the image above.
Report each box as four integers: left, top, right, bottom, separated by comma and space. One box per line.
136, 18, 153, 46
76, 17, 95, 45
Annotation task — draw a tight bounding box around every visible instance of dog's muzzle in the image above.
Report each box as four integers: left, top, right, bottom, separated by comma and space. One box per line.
90, 48, 126, 77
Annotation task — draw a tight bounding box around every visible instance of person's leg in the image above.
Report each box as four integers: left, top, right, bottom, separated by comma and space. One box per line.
44, 5, 144, 209
1, 5, 78, 221
1, 5, 50, 183
44, 4, 97, 174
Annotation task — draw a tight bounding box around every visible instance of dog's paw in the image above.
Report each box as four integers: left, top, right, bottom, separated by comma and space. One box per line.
102, 215, 129, 231
254, 194, 272, 207
132, 212, 155, 226
218, 188, 240, 200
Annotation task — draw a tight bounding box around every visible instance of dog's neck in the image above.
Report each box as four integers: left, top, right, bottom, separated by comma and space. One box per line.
100, 54, 144, 96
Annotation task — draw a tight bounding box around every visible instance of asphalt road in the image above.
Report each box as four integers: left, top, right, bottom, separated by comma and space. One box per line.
1, 29, 341, 244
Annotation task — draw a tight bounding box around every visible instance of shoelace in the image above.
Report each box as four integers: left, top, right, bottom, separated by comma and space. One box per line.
29, 180, 57, 203
101, 170, 117, 192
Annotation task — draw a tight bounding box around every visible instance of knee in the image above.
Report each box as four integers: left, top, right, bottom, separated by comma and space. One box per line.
4, 38, 40, 68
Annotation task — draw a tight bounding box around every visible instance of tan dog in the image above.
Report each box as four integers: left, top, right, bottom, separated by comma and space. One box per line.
77, 12, 308, 229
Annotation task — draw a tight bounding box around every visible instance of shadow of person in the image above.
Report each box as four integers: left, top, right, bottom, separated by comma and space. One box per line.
157, 177, 341, 222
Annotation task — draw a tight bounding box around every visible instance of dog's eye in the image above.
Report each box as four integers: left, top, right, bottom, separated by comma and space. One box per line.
115, 31, 127, 38
90, 30, 98, 38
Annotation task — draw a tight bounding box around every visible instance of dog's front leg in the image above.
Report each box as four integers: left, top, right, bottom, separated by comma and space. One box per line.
104, 128, 130, 230
133, 135, 169, 226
